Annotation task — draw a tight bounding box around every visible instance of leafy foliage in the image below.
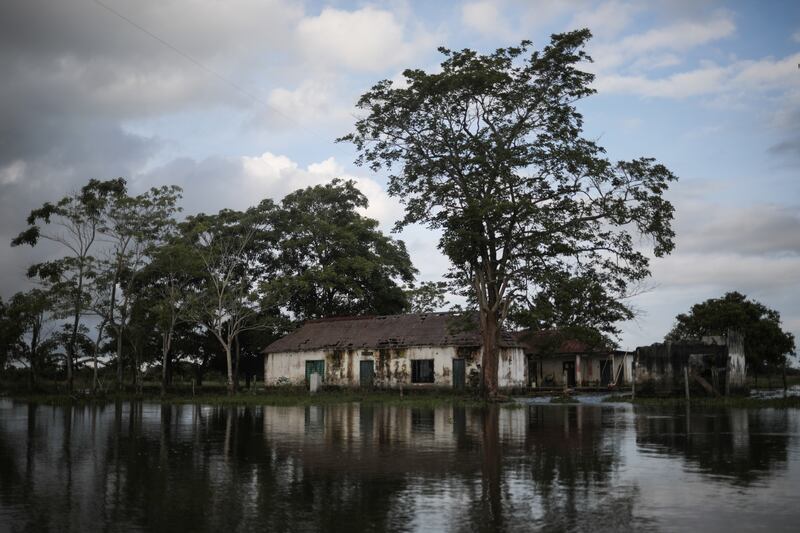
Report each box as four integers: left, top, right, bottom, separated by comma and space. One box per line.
268, 179, 416, 319
404, 281, 449, 313
342, 30, 677, 394
666, 292, 796, 373
11, 178, 127, 390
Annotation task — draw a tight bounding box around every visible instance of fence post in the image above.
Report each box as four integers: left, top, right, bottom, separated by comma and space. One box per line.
684, 367, 690, 402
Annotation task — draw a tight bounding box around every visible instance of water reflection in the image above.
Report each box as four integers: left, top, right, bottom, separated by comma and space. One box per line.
0, 399, 798, 532
635, 406, 791, 485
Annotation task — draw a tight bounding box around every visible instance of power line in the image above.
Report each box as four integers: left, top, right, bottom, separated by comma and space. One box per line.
90, 0, 320, 138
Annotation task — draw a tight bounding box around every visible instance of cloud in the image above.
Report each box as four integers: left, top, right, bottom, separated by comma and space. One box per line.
595, 51, 800, 99
139, 151, 399, 230
588, 10, 735, 73
675, 203, 800, 256
461, 1, 512, 37
568, 1, 640, 39
295, 6, 434, 73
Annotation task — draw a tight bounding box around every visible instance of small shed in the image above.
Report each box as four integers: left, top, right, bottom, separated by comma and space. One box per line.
634, 330, 746, 395
516, 330, 631, 388
263, 312, 527, 389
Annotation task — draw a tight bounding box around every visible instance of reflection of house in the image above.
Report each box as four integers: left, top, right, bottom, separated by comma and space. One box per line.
263, 313, 527, 389
515, 330, 633, 388
634, 331, 746, 395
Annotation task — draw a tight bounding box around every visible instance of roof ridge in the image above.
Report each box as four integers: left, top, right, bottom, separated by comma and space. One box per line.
303, 311, 458, 324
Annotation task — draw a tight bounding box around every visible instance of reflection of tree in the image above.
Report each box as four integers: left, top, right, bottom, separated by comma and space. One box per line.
0, 401, 648, 532
635, 406, 790, 486
521, 405, 628, 531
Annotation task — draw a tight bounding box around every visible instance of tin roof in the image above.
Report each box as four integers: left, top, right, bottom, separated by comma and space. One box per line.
263, 312, 523, 353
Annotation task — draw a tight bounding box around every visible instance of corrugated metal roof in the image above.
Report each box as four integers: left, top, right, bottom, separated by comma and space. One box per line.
264, 312, 523, 353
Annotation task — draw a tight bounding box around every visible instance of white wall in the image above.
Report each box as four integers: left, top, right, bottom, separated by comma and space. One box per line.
264, 345, 527, 388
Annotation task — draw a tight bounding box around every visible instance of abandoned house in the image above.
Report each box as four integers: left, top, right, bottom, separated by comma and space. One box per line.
633, 330, 746, 395
262, 312, 528, 389
515, 330, 633, 388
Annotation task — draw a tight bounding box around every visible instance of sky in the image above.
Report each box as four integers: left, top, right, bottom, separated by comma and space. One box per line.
1, 0, 798, 352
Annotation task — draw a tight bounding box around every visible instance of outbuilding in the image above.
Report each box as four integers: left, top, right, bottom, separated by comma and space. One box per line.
263, 312, 528, 389
634, 331, 746, 395
516, 330, 633, 389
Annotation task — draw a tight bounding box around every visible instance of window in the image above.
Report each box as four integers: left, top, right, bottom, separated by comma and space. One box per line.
411, 359, 435, 383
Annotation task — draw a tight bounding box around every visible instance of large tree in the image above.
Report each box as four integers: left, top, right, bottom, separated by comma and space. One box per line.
342, 30, 677, 396
98, 185, 182, 390
137, 238, 202, 395
182, 201, 277, 393
666, 291, 796, 378
269, 179, 416, 320
3, 289, 58, 389
12, 178, 126, 391
510, 270, 636, 350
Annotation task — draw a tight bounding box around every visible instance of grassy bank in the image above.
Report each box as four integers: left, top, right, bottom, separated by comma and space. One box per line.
747, 374, 800, 389
604, 394, 800, 409
0, 386, 507, 409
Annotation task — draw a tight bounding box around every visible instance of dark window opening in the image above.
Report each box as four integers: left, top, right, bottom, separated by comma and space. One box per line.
411, 359, 435, 383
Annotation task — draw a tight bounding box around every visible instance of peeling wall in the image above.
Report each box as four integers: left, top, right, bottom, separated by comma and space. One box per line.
265, 345, 527, 388
634, 334, 746, 395
537, 354, 612, 387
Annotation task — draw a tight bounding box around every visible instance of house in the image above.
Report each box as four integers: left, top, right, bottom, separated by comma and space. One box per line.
633, 330, 746, 395
516, 330, 633, 388
262, 312, 528, 389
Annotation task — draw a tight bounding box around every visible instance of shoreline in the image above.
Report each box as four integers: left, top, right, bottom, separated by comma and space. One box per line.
3, 387, 800, 409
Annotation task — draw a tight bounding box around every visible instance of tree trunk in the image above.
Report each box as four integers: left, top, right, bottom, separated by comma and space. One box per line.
29, 323, 39, 391
224, 344, 235, 395
66, 265, 88, 394
92, 321, 105, 393
233, 335, 241, 393
66, 306, 80, 393
160, 329, 173, 397
116, 329, 125, 391
480, 307, 501, 398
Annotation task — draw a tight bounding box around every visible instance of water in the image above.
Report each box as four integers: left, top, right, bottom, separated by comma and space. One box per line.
1, 398, 798, 532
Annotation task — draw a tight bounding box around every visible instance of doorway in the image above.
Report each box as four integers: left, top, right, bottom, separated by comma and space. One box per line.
452, 358, 465, 389
360, 360, 375, 388
563, 361, 576, 388
600, 359, 612, 386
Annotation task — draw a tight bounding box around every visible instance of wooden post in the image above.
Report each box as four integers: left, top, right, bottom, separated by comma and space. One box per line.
192, 378, 195, 397
631, 357, 636, 400
684, 367, 690, 403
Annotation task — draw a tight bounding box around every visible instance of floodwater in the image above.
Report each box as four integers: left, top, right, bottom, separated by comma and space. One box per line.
1, 399, 799, 532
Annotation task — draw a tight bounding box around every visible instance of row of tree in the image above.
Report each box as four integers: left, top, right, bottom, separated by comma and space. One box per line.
1, 177, 446, 394
1, 31, 794, 396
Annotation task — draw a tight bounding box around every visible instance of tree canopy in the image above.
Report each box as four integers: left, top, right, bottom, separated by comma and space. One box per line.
666, 291, 796, 374
269, 179, 416, 320
342, 30, 677, 395
7, 175, 420, 393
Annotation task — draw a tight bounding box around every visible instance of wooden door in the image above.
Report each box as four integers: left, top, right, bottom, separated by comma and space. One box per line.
360, 360, 375, 388
452, 358, 466, 389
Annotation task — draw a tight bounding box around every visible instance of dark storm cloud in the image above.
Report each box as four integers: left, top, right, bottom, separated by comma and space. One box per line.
0, 0, 298, 298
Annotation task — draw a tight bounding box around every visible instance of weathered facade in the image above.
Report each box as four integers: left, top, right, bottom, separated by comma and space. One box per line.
634, 330, 746, 395
263, 313, 527, 389
516, 330, 632, 388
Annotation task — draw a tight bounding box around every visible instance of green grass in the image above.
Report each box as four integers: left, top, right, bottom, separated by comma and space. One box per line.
549, 395, 580, 404
747, 374, 800, 389
603, 394, 800, 409
1, 386, 513, 409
